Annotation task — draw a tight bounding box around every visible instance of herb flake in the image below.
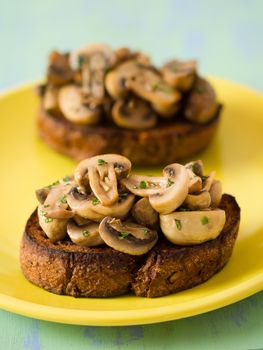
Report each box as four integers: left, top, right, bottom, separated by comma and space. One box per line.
174, 218, 182, 230
47, 180, 60, 189
45, 217, 53, 223
97, 159, 107, 166
202, 216, 209, 225
92, 197, 100, 206
142, 228, 149, 236
58, 194, 67, 205
119, 231, 130, 240
167, 178, 174, 187
82, 230, 89, 237
63, 176, 71, 183
139, 181, 147, 189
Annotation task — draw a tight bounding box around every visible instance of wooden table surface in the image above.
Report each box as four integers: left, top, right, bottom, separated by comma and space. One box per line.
0, 1, 263, 349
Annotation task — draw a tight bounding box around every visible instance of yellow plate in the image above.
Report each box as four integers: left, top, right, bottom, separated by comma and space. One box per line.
0, 77, 263, 326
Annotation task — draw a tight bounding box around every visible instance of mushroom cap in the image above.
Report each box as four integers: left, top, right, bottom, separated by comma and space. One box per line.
161, 59, 197, 91
104, 60, 141, 100
160, 209, 226, 245
125, 68, 181, 115
67, 187, 135, 222
38, 205, 68, 242
183, 191, 211, 210
121, 175, 166, 197
131, 197, 159, 227
74, 154, 131, 206
58, 85, 100, 125
69, 43, 116, 70
112, 97, 157, 130
67, 220, 104, 246
149, 163, 189, 214
99, 217, 158, 255
209, 180, 223, 207
184, 77, 217, 123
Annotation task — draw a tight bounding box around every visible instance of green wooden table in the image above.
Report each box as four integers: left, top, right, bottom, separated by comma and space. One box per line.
1, 1, 263, 349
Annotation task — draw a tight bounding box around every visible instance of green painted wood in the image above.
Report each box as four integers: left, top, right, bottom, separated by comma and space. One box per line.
0, 0, 263, 349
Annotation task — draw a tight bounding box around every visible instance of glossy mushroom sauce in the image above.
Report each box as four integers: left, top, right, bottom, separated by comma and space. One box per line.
37, 44, 218, 129
36, 154, 226, 255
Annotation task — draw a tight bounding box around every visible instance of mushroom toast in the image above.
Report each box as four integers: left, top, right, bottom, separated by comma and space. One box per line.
20, 154, 240, 298
36, 44, 222, 165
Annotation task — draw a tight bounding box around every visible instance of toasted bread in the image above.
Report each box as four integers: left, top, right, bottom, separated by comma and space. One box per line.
20, 194, 239, 298
37, 105, 221, 165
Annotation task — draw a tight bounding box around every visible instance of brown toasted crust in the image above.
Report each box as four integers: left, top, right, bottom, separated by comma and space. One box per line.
37, 105, 221, 165
20, 194, 240, 298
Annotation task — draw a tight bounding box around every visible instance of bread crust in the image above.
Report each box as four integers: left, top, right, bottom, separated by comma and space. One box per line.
20, 194, 240, 298
37, 105, 221, 165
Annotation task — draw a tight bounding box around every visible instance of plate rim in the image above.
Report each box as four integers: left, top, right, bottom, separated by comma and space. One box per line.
0, 77, 263, 326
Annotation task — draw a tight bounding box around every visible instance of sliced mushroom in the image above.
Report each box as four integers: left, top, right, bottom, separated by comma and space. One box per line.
47, 51, 73, 86
185, 160, 204, 193
74, 154, 131, 205
121, 175, 167, 197
41, 184, 75, 220
131, 197, 159, 227
69, 43, 116, 71
125, 68, 181, 117
184, 77, 217, 123
67, 187, 135, 222
99, 217, 158, 255
161, 59, 197, 91
149, 164, 189, 214
185, 160, 204, 176
112, 97, 157, 130
38, 205, 68, 242
67, 220, 104, 246
151, 101, 179, 118
202, 171, 216, 192
160, 209, 226, 245
35, 187, 50, 204
43, 86, 59, 114
115, 47, 150, 66
209, 180, 222, 207
58, 85, 100, 125
121, 164, 189, 214
105, 60, 141, 100
183, 191, 211, 210
186, 168, 202, 194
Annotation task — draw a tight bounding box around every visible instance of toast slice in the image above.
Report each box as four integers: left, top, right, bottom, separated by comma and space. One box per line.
37, 105, 221, 166
20, 194, 240, 298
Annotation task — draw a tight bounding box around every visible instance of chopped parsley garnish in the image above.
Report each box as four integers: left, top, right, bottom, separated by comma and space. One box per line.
47, 180, 60, 189
40, 210, 47, 216
120, 193, 128, 199
45, 217, 53, 223
119, 231, 130, 240
139, 181, 147, 189
142, 228, 149, 236
82, 230, 89, 237
151, 83, 173, 93
43, 204, 50, 208
178, 207, 188, 212
63, 176, 71, 183
174, 218, 182, 230
58, 194, 67, 204
167, 178, 174, 187
97, 159, 107, 166
92, 197, 100, 206
201, 216, 209, 225
78, 55, 87, 67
